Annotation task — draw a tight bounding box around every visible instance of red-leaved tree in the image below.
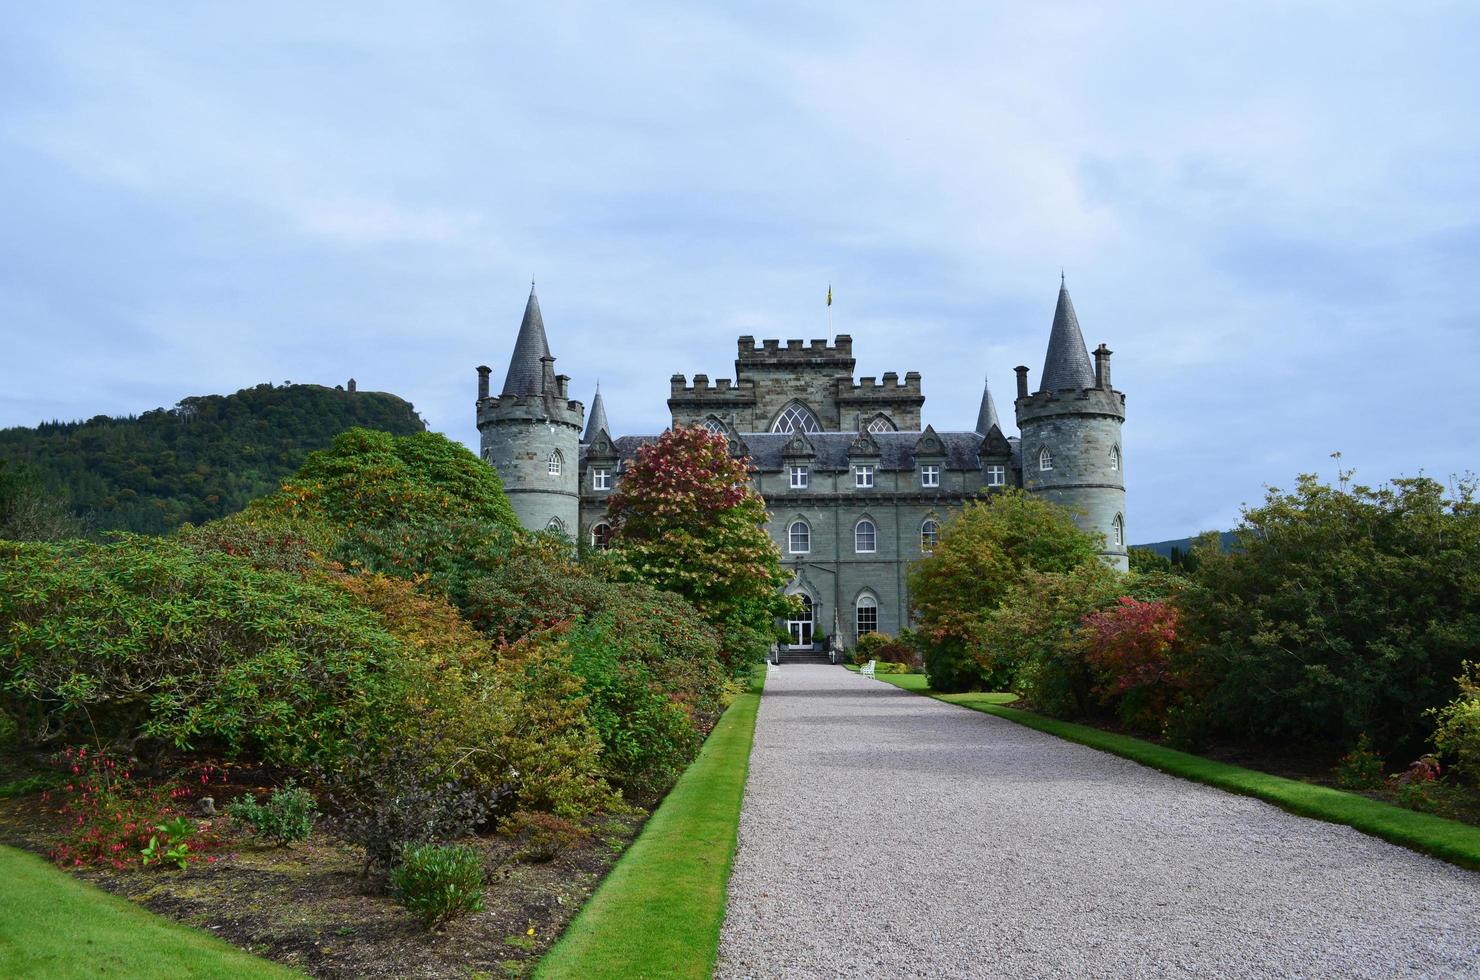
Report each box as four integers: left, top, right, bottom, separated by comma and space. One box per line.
1081, 597, 1186, 731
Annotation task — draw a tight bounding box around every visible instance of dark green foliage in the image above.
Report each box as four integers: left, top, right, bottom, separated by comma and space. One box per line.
0, 384, 424, 535
0, 460, 84, 541
389, 843, 485, 929
1127, 546, 1174, 574
1178, 474, 1480, 757
226, 781, 318, 847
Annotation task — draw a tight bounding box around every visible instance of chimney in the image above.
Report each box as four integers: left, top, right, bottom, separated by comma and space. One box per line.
1093, 344, 1112, 389
1014, 366, 1029, 399
476, 365, 491, 400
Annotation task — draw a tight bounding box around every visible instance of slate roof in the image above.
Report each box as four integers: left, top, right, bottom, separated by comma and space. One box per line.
501, 287, 552, 397
975, 379, 1001, 434
583, 430, 1017, 473
1039, 283, 1096, 392
583, 385, 609, 443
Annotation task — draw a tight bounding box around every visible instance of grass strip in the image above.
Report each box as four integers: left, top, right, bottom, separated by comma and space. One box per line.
535, 664, 766, 979
864, 671, 1480, 871
0, 844, 300, 979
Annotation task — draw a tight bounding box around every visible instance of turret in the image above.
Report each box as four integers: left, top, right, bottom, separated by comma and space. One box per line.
1014, 278, 1128, 570
583, 383, 610, 443
974, 376, 1001, 435
476, 285, 583, 538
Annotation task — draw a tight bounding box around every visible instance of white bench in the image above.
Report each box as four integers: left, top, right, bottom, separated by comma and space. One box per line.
860, 659, 876, 678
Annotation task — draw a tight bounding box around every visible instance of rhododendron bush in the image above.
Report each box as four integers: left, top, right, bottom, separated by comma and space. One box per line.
1082, 597, 1188, 731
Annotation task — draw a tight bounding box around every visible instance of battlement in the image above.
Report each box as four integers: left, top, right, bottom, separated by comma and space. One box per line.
1014, 384, 1125, 423
837, 370, 922, 397
477, 393, 585, 429
669, 374, 757, 399
737, 334, 854, 366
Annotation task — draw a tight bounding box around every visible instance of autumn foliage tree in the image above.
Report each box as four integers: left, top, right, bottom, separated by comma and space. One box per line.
606, 425, 790, 668
1082, 597, 1187, 731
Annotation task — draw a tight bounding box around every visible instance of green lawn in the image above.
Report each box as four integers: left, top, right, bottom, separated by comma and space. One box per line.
0, 844, 300, 979
862, 671, 1480, 871
535, 665, 767, 979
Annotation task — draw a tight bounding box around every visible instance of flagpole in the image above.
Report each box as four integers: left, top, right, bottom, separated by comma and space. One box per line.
827, 282, 833, 345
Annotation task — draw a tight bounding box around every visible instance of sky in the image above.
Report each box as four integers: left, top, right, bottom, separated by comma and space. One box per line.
2, 2, 1477, 542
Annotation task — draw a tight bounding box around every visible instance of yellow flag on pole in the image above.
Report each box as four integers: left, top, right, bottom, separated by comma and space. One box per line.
826, 284, 832, 307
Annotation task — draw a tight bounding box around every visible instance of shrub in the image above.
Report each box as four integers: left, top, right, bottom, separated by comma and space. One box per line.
992, 564, 1125, 715
1081, 597, 1188, 731
390, 843, 485, 930
227, 781, 317, 847
1333, 734, 1385, 790
1431, 662, 1480, 779
500, 809, 589, 863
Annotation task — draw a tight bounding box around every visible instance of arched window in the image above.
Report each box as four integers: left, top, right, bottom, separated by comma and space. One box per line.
788, 520, 811, 554
855, 593, 878, 637
771, 403, 821, 434
545, 516, 567, 534
920, 518, 939, 553
1112, 514, 1124, 547
590, 522, 612, 550
547, 449, 564, 476
1039, 446, 1053, 471
703, 417, 727, 435
866, 415, 896, 434
1110, 445, 1121, 471
854, 518, 877, 554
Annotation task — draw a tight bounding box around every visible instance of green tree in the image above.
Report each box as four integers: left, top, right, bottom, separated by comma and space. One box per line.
606, 425, 790, 667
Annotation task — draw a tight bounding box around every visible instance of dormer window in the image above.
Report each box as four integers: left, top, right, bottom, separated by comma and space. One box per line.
593, 467, 611, 490
920, 465, 940, 488
854, 465, 875, 489
789, 465, 809, 489
548, 449, 564, 476
1039, 447, 1053, 472
986, 464, 1005, 487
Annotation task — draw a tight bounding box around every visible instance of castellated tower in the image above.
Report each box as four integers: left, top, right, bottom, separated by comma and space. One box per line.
1014, 280, 1128, 570
476, 286, 583, 536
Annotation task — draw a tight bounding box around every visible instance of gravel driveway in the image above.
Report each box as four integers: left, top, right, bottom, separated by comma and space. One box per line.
716, 664, 1480, 979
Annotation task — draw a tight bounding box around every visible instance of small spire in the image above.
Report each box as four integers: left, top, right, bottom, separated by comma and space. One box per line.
501, 287, 553, 397
975, 375, 1001, 434
583, 384, 610, 443
1039, 278, 1095, 392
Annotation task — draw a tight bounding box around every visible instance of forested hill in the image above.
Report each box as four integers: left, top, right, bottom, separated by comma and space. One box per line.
0, 383, 425, 534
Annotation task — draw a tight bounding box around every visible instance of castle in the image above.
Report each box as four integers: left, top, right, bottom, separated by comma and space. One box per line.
475, 280, 1127, 650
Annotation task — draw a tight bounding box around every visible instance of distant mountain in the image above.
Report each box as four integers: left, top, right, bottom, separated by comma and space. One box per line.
0, 383, 425, 534
1132, 531, 1239, 558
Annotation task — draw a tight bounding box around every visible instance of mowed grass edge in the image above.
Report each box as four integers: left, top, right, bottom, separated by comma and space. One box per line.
535, 664, 766, 979
861, 669, 1480, 872
0, 844, 301, 979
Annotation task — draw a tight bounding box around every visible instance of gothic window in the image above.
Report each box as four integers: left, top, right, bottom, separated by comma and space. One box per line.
1039, 447, 1053, 472
590, 522, 612, 550
547, 449, 564, 476
1110, 445, 1121, 471
856, 593, 879, 637
789, 465, 809, 489
593, 467, 611, 490
920, 465, 940, 488
545, 516, 567, 534
866, 415, 896, 434
854, 465, 875, 489
1112, 514, 1124, 547
986, 464, 1006, 487
788, 520, 811, 554
855, 519, 877, 554
921, 518, 939, 553
704, 417, 727, 435
771, 403, 822, 434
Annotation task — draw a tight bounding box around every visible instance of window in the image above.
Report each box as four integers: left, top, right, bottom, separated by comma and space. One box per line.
855, 519, 877, 554
547, 449, 564, 476
1112, 514, 1124, 547
789, 465, 809, 489
771, 403, 821, 434
921, 518, 939, 553
866, 416, 895, 434
1110, 445, 1121, 471
704, 417, 726, 434
545, 516, 567, 534
986, 464, 1005, 487
590, 522, 612, 550
856, 594, 878, 636
1039, 447, 1053, 471
788, 520, 811, 554
920, 465, 940, 488
854, 465, 875, 489
593, 467, 611, 490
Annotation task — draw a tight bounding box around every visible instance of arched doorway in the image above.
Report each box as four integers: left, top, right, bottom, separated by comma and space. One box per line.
787, 594, 814, 649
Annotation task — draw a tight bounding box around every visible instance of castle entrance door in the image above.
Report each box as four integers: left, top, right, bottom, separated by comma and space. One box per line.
788, 595, 814, 649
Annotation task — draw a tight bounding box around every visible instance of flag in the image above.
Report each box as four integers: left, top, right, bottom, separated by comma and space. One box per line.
826, 284, 832, 307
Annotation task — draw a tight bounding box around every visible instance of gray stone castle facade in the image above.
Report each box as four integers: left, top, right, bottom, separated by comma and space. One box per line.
476, 281, 1127, 650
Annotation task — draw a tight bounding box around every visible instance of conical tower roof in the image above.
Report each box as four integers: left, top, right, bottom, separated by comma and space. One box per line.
583, 384, 609, 443
1039, 279, 1095, 392
975, 376, 1001, 434
501, 285, 552, 397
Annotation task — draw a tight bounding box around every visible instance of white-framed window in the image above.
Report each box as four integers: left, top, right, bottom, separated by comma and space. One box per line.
771, 403, 822, 434
704, 417, 727, 435
1110, 445, 1121, 471
789, 465, 809, 489
855, 519, 877, 554
1112, 514, 1124, 547
856, 593, 878, 636
866, 416, 895, 434
854, 465, 875, 489
593, 467, 611, 490
921, 518, 939, 553
986, 464, 1006, 487
548, 449, 564, 476
920, 465, 940, 488
590, 522, 612, 550
1039, 447, 1053, 471
788, 520, 811, 554
545, 516, 567, 534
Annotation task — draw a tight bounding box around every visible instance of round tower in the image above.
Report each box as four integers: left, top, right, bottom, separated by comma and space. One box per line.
1015, 280, 1128, 570
476, 285, 583, 537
